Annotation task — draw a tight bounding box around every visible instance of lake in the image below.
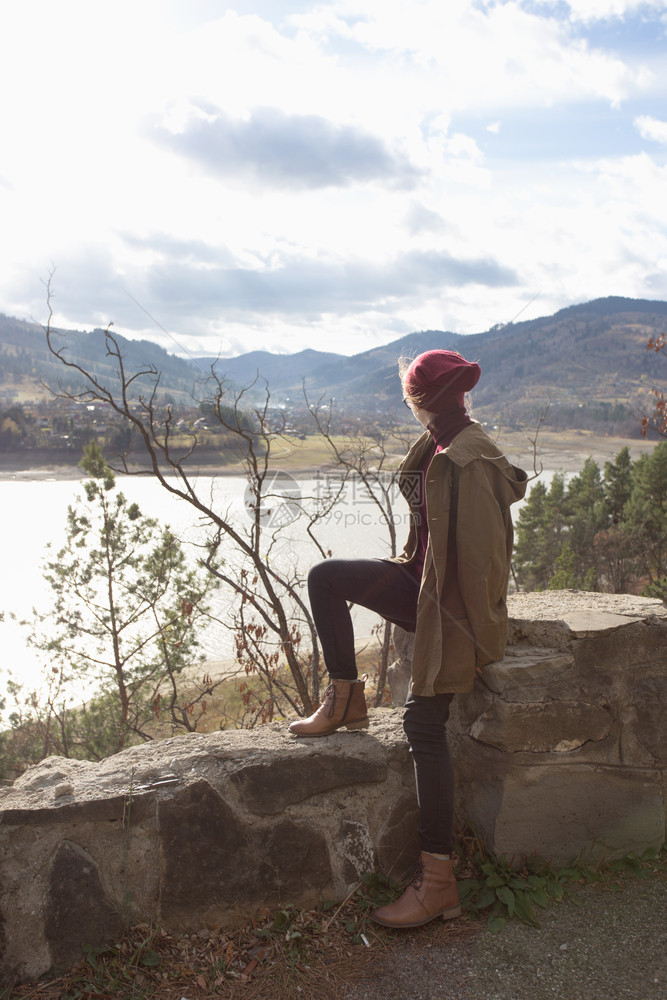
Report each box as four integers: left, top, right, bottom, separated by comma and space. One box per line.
1, 460, 571, 726
0, 470, 426, 714
3, 429, 658, 720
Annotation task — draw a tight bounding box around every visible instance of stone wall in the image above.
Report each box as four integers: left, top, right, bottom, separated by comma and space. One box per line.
0, 715, 417, 984
390, 591, 667, 865
457, 591, 667, 865
1, 591, 665, 983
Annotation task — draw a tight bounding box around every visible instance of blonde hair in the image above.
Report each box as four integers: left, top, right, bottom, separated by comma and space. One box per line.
397, 354, 425, 407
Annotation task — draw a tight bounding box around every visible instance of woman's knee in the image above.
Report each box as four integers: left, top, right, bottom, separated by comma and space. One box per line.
308, 558, 359, 596
307, 559, 338, 593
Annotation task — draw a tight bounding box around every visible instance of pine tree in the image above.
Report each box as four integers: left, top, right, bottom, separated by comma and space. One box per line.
623, 441, 667, 598
26, 442, 217, 760
514, 446, 666, 597
603, 446, 633, 524
564, 457, 607, 588
513, 473, 568, 590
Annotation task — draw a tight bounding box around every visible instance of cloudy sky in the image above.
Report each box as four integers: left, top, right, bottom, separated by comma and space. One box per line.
1, 0, 666, 358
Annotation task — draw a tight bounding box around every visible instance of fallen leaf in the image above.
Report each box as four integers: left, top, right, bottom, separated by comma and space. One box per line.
241, 958, 259, 980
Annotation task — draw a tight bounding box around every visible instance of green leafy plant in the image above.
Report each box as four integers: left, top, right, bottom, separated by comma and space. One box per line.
456, 850, 566, 933
454, 827, 666, 933
256, 904, 308, 966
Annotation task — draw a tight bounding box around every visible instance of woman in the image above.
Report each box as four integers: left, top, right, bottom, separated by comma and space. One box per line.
289, 349, 527, 928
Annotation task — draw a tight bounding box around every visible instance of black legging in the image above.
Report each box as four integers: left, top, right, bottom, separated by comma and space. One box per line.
307, 558, 455, 854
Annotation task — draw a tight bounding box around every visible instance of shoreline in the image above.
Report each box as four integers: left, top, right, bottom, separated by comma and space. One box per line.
0, 463, 331, 482
496, 429, 658, 475
0, 431, 659, 481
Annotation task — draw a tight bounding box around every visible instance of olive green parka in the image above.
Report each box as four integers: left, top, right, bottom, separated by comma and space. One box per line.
392, 422, 527, 695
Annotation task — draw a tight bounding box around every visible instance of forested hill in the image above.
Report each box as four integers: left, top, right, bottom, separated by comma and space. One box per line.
258, 295, 666, 431
0, 314, 198, 404
1, 296, 665, 433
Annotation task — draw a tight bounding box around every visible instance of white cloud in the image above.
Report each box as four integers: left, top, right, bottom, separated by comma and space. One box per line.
635, 114, 667, 144
0, 1, 666, 354
291, 0, 649, 109
531, 0, 665, 22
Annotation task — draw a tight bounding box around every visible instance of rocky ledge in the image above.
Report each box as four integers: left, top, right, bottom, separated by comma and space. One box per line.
1, 591, 665, 983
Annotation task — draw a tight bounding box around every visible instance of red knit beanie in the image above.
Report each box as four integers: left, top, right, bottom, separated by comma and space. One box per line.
404, 350, 481, 411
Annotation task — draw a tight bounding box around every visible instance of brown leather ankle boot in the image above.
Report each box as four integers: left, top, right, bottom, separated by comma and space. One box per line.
288, 677, 369, 737
372, 852, 461, 928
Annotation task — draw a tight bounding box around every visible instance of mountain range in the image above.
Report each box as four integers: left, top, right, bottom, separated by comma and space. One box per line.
1, 296, 666, 433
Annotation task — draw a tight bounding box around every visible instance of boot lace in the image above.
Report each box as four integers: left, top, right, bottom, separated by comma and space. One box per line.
409, 860, 425, 890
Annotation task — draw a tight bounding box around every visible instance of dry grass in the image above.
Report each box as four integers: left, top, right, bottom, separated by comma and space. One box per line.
147, 644, 391, 740
5, 879, 480, 1000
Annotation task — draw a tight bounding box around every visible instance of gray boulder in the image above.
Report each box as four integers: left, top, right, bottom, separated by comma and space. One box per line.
1, 590, 665, 983
0, 714, 415, 983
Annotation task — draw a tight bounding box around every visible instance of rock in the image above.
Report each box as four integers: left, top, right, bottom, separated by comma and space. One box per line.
375, 790, 421, 882
471, 762, 665, 866
45, 841, 124, 971
1, 591, 666, 982
229, 751, 387, 814
0, 714, 414, 983
481, 648, 575, 703
157, 778, 334, 926
469, 699, 613, 753
506, 590, 665, 646
339, 820, 376, 883
453, 591, 667, 865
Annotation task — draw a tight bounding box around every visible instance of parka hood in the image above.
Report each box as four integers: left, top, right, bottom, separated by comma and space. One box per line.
440, 422, 528, 506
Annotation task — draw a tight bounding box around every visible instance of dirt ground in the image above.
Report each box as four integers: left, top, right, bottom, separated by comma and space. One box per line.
345, 873, 667, 1000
